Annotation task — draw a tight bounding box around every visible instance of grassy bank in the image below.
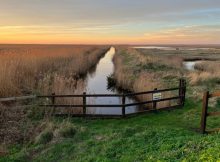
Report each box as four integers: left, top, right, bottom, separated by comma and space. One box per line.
113, 47, 184, 108
2, 99, 220, 161
0, 45, 109, 97
113, 47, 184, 89
113, 47, 220, 103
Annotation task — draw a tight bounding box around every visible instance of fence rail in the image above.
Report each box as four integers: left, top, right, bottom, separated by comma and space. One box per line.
201, 91, 220, 134
0, 95, 36, 102
37, 79, 186, 117
0, 79, 186, 118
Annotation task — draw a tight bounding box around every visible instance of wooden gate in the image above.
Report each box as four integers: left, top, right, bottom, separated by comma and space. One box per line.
201, 91, 220, 134
0, 79, 186, 118
37, 79, 186, 118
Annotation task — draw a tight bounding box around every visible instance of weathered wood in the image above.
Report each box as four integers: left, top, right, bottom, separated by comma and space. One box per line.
83, 92, 86, 116
51, 93, 56, 115
207, 111, 220, 117
37, 87, 183, 98
125, 87, 181, 97
153, 88, 158, 112
206, 128, 220, 133
122, 94, 126, 117
181, 79, 186, 106
55, 113, 122, 118
209, 92, 220, 98
39, 96, 182, 108
0, 79, 186, 119
125, 96, 181, 107
201, 91, 209, 134
0, 95, 36, 102
39, 104, 123, 108
179, 79, 183, 105
38, 94, 123, 98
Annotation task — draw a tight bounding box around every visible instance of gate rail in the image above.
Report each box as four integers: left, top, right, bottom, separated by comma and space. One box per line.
0, 79, 186, 118
37, 79, 186, 117
201, 91, 220, 133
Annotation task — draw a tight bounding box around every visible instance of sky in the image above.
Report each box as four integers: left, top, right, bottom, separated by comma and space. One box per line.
0, 0, 220, 44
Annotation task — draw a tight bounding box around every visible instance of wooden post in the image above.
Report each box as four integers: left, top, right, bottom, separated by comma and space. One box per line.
201, 91, 209, 134
182, 79, 186, 106
179, 79, 183, 105
153, 88, 157, 112
83, 92, 86, 116
122, 94, 126, 117
51, 93, 55, 115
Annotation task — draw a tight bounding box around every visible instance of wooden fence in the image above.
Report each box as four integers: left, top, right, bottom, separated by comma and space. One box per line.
201, 91, 220, 134
37, 79, 186, 117
0, 79, 186, 118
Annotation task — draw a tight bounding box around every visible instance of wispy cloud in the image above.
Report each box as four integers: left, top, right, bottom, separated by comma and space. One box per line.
0, 0, 220, 43
143, 25, 220, 44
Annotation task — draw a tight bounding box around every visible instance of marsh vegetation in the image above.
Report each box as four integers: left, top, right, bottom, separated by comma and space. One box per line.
0, 45, 109, 97
2, 45, 220, 161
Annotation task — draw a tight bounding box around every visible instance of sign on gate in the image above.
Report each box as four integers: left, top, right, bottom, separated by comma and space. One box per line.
153, 92, 162, 101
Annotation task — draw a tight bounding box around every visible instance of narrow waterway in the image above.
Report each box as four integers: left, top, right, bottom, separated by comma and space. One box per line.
183, 60, 203, 71
183, 61, 198, 71
84, 47, 139, 115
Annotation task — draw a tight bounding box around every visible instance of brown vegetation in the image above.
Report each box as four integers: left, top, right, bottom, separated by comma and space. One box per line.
0, 45, 109, 146
113, 47, 183, 108
115, 47, 220, 102
187, 61, 220, 85
0, 45, 108, 97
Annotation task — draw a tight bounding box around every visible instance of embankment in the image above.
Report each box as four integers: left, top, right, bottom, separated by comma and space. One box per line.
113, 47, 184, 108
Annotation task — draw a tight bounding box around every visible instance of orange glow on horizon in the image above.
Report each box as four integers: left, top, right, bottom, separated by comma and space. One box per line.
0, 25, 219, 45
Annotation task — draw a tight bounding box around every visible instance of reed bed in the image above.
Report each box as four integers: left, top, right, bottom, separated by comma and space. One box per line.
0, 45, 108, 97
189, 61, 220, 85
113, 47, 183, 108
0, 45, 109, 145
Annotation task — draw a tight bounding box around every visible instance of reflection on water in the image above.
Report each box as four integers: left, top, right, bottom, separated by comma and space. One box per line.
183, 61, 203, 71
183, 61, 197, 71
83, 47, 138, 115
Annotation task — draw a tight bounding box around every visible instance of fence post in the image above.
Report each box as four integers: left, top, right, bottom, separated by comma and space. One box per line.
83, 92, 86, 116
122, 94, 126, 117
182, 79, 186, 106
179, 79, 183, 105
201, 91, 209, 134
51, 92, 55, 115
153, 88, 157, 112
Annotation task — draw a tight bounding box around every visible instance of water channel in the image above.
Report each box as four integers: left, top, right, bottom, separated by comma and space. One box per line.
83, 47, 139, 115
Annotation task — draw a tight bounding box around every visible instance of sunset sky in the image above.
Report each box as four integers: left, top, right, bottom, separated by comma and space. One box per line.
0, 0, 220, 44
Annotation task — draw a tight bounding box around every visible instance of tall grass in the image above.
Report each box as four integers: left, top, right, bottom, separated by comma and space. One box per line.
0, 45, 108, 97
113, 47, 183, 108
189, 61, 220, 85
0, 45, 109, 145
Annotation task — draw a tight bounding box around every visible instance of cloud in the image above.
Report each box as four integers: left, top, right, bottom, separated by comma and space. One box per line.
1, 0, 220, 26
143, 25, 220, 44
0, 0, 220, 44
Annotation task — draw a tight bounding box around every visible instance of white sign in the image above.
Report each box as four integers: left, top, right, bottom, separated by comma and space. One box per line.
153, 93, 162, 101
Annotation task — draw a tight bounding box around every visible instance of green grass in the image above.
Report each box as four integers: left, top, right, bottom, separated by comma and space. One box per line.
2, 99, 220, 162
